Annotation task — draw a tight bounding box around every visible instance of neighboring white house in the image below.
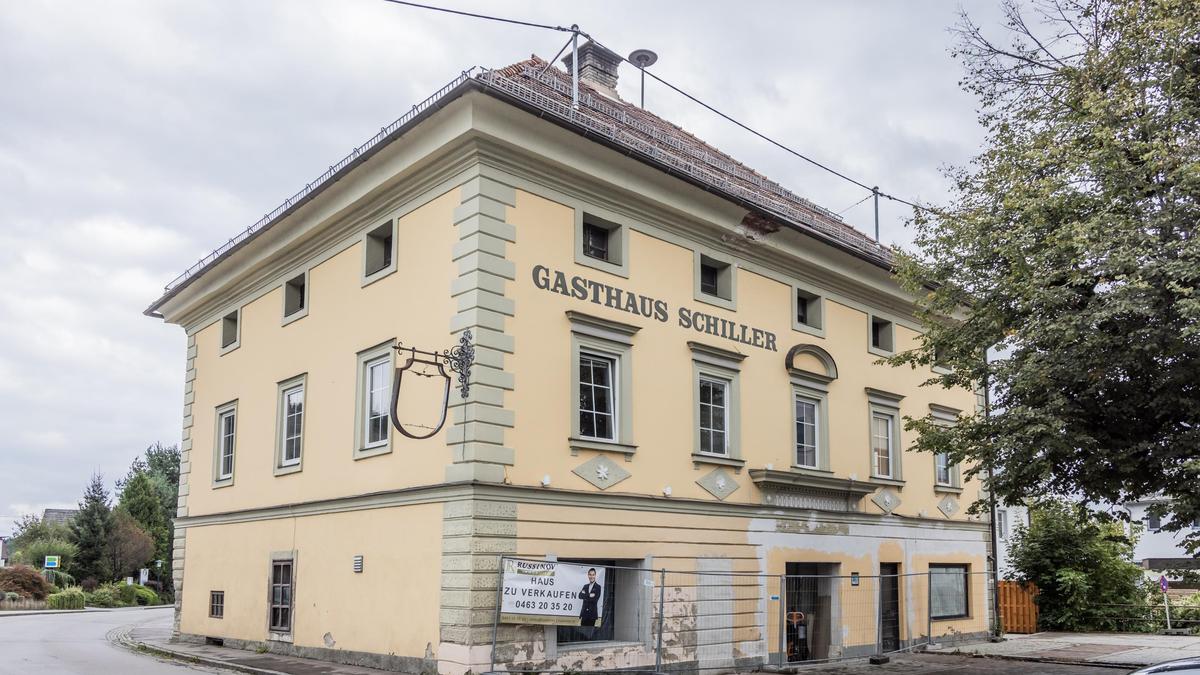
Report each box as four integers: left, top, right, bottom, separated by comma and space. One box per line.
995, 504, 1030, 576
1124, 498, 1200, 571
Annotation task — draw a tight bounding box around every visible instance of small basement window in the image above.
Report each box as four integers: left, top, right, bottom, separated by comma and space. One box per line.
363, 220, 395, 279
220, 310, 239, 351
870, 316, 894, 353
699, 256, 731, 300
794, 288, 823, 331
283, 273, 306, 319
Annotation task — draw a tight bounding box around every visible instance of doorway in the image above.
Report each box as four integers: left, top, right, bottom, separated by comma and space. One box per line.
879, 563, 901, 652
784, 562, 837, 662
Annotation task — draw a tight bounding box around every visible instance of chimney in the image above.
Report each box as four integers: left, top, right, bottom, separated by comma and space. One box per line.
561, 40, 622, 99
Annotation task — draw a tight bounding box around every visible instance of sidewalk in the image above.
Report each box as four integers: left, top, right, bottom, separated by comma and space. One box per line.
928, 631, 1200, 668
114, 614, 395, 675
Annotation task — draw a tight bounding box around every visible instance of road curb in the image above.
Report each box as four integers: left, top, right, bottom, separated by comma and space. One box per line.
109, 623, 291, 675
924, 649, 1137, 670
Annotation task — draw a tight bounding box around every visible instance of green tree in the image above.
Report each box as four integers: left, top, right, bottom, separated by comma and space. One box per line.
888, 0, 1200, 549
1008, 501, 1147, 630
117, 472, 167, 563
69, 474, 113, 582
117, 442, 179, 593
8, 514, 71, 555
106, 510, 155, 581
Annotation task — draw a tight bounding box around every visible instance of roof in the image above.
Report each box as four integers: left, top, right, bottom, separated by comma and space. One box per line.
147, 56, 894, 316
41, 508, 78, 525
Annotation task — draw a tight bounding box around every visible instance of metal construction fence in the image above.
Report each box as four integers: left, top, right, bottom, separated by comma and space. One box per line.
489, 556, 997, 673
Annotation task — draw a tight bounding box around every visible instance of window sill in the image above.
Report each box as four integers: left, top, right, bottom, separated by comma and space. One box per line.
934, 484, 963, 494
932, 615, 969, 622
791, 321, 825, 338
790, 465, 834, 475
558, 639, 645, 654
361, 264, 397, 289
869, 476, 905, 488
353, 444, 392, 461
274, 462, 303, 477
281, 307, 309, 327
268, 632, 293, 643
212, 477, 234, 489
693, 292, 736, 312
569, 437, 636, 456
691, 453, 744, 472
218, 342, 241, 357
575, 253, 628, 279
867, 346, 895, 359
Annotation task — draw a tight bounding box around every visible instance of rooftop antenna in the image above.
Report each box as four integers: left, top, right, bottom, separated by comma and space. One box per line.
570, 25, 580, 109
628, 49, 658, 108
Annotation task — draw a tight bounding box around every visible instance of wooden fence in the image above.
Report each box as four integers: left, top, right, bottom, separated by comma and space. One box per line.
998, 581, 1039, 633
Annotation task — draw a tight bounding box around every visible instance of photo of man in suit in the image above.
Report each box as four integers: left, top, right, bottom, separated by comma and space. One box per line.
578, 567, 602, 627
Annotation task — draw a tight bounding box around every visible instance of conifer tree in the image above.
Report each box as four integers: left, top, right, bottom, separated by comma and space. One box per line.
69, 474, 114, 582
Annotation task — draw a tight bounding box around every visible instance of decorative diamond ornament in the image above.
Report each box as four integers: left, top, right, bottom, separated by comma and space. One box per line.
572, 455, 630, 490
871, 488, 901, 514
696, 468, 739, 501
938, 495, 959, 518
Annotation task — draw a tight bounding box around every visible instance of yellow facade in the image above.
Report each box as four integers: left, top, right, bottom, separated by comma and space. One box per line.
152, 76, 992, 674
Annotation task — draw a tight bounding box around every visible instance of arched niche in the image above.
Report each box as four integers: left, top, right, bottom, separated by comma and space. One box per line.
785, 343, 838, 383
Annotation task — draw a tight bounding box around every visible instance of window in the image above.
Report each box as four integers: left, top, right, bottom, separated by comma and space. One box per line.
866, 388, 904, 481
870, 315, 894, 353
364, 357, 390, 447
354, 341, 394, 458
930, 564, 969, 619
269, 559, 293, 634
997, 510, 1008, 540
209, 591, 224, 618
698, 377, 728, 455
872, 413, 894, 478
213, 403, 237, 484
693, 251, 736, 309
578, 353, 616, 441
554, 559, 648, 648
582, 222, 609, 261
1147, 512, 1161, 531
574, 212, 627, 275
276, 376, 305, 472
220, 309, 239, 351
794, 396, 819, 468
568, 312, 637, 454
935, 452, 952, 485
363, 220, 395, 282
283, 271, 307, 322
793, 288, 823, 333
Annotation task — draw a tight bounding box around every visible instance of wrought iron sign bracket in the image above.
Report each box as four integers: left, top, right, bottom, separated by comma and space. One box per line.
388, 331, 475, 440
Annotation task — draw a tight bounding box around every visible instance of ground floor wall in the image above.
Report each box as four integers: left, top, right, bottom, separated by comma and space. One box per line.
175, 485, 990, 674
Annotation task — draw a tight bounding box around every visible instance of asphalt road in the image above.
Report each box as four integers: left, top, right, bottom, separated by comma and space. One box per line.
0, 607, 228, 674
796, 653, 1130, 674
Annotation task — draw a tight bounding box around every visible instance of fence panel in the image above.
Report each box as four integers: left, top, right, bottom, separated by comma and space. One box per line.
490, 557, 997, 673
997, 581, 1039, 633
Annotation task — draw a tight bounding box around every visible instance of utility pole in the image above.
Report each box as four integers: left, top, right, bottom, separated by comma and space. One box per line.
872, 186, 881, 241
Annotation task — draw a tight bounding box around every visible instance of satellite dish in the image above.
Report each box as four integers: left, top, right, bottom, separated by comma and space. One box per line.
628, 49, 658, 69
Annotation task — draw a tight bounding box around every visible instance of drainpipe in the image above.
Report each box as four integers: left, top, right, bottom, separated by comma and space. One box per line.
985, 375, 1003, 639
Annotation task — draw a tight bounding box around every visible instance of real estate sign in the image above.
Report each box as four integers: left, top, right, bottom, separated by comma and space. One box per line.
499, 559, 606, 626
43, 555, 59, 569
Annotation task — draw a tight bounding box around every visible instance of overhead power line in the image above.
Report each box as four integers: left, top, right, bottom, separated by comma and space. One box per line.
378, 1, 950, 225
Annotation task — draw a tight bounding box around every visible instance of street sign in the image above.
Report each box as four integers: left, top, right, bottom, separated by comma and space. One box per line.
1160, 575, 1169, 593
43, 555, 59, 569
139, 568, 150, 585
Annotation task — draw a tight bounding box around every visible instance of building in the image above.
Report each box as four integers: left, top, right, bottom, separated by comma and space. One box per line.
146, 43, 992, 673
41, 508, 78, 527
1124, 498, 1200, 571
995, 504, 1029, 576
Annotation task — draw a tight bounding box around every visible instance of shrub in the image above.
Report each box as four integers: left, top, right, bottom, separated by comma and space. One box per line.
86, 584, 122, 608
81, 577, 98, 592
133, 585, 158, 606
0, 565, 54, 600
47, 588, 86, 610
117, 583, 138, 605
4, 592, 19, 602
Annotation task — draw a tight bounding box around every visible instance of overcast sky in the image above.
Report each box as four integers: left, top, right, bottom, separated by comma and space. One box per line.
0, 0, 1005, 535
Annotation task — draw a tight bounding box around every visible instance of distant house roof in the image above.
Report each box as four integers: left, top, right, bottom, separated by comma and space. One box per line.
41, 509, 78, 526
148, 50, 893, 316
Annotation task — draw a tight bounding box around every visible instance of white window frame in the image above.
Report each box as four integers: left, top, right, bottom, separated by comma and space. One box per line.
689, 342, 744, 468
794, 395, 820, 469
866, 388, 904, 483
353, 340, 395, 459
997, 509, 1008, 540
698, 376, 729, 456
930, 404, 963, 491
567, 312, 638, 455
871, 412, 895, 479
212, 400, 237, 487
578, 352, 618, 442
274, 374, 306, 475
